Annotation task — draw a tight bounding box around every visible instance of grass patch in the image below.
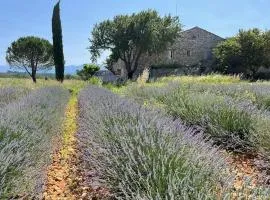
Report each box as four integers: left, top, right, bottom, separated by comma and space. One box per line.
155, 74, 242, 84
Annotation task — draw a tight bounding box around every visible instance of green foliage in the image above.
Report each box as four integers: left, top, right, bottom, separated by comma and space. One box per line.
158, 88, 254, 150
213, 37, 242, 74
88, 76, 102, 86
76, 64, 100, 80
238, 29, 266, 77
6, 36, 53, 83
213, 29, 270, 79
263, 31, 270, 65
89, 10, 181, 79
52, 1, 65, 82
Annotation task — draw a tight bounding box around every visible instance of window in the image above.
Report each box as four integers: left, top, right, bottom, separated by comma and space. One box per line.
169, 50, 174, 59
187, 50, 191, 57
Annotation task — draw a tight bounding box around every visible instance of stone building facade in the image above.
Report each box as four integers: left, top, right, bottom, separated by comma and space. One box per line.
110, 26, 224, 78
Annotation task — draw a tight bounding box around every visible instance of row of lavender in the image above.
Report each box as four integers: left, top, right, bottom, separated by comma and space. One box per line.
0, 87, 69, 199
0, 87, 29, 108
125, 82, 270, 157
77, 86, 270, 199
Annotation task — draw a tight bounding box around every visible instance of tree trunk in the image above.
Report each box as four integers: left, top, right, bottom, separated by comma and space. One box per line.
32, 76, 37, 83
125, 61, 139, 80
123, 51, 142, 80
127, 71, 133, 79
32, 69, 37, 83
124, 61, 133, 80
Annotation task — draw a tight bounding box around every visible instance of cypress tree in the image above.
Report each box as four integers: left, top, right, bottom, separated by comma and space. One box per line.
52, 1, 65, 82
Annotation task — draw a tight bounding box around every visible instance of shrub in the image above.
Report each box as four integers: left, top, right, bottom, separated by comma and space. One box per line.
88, 76, 102, 86
159, 89, 254, 150
123, 81, 179, 105
174, 82, 270, 111
76, 64, 100, 81
249, 84, 270, 110
213, 29, 270, 79
78, 86, 235, 199
0, 87, 69, 198
136, 67, 150, 87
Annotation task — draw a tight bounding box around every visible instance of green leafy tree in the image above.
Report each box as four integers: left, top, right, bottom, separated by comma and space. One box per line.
238, 29, 266, 78
6, 36, 53, 83
89, 10, 181, 79
213, 37, 242, 74
52, 0, 65, 82
263, 30, 270, 66
214, 28, 270, 79
76, 64, 100, 80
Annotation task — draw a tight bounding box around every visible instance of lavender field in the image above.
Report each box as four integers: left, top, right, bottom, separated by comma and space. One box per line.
1, 76, 270, 199
0, 86, 69, 198
0, 79, 83, 199
123, 75, 270, 156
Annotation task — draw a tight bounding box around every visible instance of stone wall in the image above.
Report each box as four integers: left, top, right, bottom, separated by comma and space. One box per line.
111, 26, 224, 78
171, 27, 224, 66
111, 51, 167, 78
150, 66, 197, 80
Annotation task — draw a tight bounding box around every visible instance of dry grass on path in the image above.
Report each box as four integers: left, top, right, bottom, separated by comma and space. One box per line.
43, 96, 81, 200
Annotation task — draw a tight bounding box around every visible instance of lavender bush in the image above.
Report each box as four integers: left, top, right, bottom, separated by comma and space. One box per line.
177, 82, 270, 111
123, 82, 270, 154
0, 87, 69, 199
124, 82, 179, 104
164, 83, 270, 154
78, 86, 235, 199
158, 88, 255, 151
0, 87, 28, 108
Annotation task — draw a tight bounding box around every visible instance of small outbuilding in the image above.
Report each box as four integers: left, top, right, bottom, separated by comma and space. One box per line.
94, 70, 119, 83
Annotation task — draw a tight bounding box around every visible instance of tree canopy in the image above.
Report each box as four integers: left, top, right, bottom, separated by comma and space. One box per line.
6, 36, 53, 83
76, 64, 100, 80
213, 28, 270, 79
52, 0, 65, 82
89, 10, 181, 79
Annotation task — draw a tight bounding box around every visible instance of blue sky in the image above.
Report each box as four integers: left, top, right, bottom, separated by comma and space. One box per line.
0, 0, 269, 67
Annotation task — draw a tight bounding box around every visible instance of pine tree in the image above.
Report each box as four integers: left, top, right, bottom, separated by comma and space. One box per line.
52, 1, 65, 82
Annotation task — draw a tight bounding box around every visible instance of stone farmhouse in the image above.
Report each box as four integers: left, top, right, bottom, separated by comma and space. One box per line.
110, 26, 224, 78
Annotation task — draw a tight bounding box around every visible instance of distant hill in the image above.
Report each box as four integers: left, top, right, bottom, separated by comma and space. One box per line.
0, 65, 84, 75
65, 65, 83, 74
0, 65, 11, 73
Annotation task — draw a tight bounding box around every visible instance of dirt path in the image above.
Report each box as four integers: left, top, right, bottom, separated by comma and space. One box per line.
42, 93, 111, 200
229, 154, 258, 189
43, 95, 82, 200
225, 153, 268, 199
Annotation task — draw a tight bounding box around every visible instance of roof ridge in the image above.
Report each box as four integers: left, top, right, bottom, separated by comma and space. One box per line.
182, 26, 224, 39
